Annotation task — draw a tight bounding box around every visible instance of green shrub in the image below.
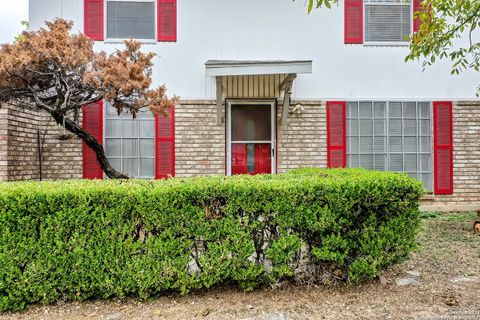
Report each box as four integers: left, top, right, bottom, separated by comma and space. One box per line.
0, 169, 423, 311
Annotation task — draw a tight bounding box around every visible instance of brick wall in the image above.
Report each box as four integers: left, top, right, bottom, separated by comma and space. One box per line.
175, 100, 225, 177
0, 107, 7, 181
0, 104, 82, 181
277, 100, 327, 173
174, 100, 327, 177
38, 113, 83, 180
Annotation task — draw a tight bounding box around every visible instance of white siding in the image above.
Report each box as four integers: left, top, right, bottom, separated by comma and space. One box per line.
29, 0, 480, 100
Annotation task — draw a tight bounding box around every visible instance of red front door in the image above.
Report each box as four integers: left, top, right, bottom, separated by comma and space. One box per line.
229, 103, 275, 175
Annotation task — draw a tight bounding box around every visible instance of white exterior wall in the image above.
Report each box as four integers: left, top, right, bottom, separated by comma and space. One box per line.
29, 0, 480, 101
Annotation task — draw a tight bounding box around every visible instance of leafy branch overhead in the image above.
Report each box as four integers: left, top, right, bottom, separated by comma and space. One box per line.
0, 19, 178, 179
405, 0, 480, 77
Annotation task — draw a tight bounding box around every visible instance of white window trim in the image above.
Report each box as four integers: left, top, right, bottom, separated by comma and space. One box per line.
226, 100, 277, 176
363, 1, 413, 47
104, 0, 157, 43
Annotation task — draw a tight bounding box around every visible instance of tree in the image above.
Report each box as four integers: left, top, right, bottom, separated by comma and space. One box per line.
303, 0, 480, 85
405, 0, 480, 79
0, 19, 177, 179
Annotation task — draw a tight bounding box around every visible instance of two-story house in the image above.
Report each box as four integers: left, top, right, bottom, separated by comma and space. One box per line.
0, 0, 479, 210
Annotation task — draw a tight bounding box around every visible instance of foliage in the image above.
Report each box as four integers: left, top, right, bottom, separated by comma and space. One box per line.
0, 19, 177, 178
405, 0, 480, 80
0, 169, 423, 311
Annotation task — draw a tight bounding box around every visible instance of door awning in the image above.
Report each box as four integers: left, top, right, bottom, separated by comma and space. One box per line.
205, 60, 313, 77
205, 60, 313, 126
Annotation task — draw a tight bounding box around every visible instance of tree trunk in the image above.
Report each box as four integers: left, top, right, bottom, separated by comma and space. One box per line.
50, 111, 130, 179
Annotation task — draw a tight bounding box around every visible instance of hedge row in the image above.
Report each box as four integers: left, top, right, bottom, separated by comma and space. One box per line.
0, 169, 423, 311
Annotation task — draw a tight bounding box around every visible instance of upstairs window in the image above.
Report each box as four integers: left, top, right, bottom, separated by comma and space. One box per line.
84, 0, 177, 42
344, 0, 420, 45
364, 0, 412, 43
106, 0, 156, 40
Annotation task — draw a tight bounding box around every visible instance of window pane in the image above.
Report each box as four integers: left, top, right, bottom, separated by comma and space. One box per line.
105, 119, 121, 137
138, 109, 154, 119
348, 137, 359, 153
421, 173, 432, 191
122, 139, 138, 157
106, 138, 121, 157
122, 120, 138, 138
389, 136, 402, 152
359, 119, 373, 136
403, 102, 417, 118
106, 103, 120, 119
231, 105, 271, 141
390, 154, 403, 172
348, 154, 359, 168
374, 136, 386, 153
107, 1, 155, 39
389, 102, 402, 118
359, 154, 374, 170
404, 137, 417, 152
420, 154, 431, 171
108, 158, 121, 172
139, 120, 155, 138
139, 158, 154, 178
419, 102, 430, 118
360, 137, 373, 153
348, 119, 358, 134
419, 119, 431, 136
374, 102, 386, 118
389, 119, 402, 135
359, 102, 372, 117
404, 119, 417, 136
347, 102, 358, 117
420, 137, 431, 152
365, 5, 411, 42
140, 139, 154, 157
374, 154, 386, 171
405, 154, 417, 172
374, 119, 386, 135
123, 158, 138, 177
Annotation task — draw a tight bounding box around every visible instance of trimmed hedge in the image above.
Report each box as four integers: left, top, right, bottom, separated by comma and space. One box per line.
0, 169, 423, 311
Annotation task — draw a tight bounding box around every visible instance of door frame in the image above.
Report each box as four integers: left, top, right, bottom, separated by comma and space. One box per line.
226, 99, 277, 176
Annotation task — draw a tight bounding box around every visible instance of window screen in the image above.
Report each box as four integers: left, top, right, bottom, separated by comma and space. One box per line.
105, 103, 155, 178
347, 101, 432, 190
365, 0, 411, 42
107, 1, 155, 39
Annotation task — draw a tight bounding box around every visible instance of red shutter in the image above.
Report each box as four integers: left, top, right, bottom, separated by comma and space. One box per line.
82, 101, 104, 179
84, 0, 104, 41
155, 106, 175, 179
345, 0, 363, 44
327, 101, 347, 168
413, 0, 422, 33
157, 0, 177, 42
433, 102, 453, 195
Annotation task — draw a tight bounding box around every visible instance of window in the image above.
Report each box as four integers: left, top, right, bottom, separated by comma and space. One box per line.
106, 0, 156, 40
104, 103, 155, 178
364, 0, 412, 43
347, 101, 432, 190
